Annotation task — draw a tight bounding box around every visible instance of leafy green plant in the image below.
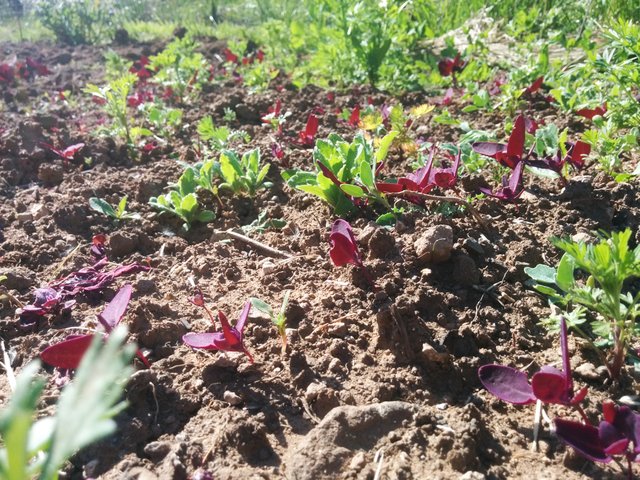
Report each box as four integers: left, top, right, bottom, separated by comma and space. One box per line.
85, 73, 150, 147
0, 326, 134, 480
251, 292, 290, 354
526, 229, 640, 379
241, 211, 286, 236
89, 196, 140, 221
34, 0, 123, 45
146, 105, 183, 138
104, 50, 133, 81
282, 131, 397, 217
149, 37, 207, 102
218, 149, 272, 197
197, 116, 249, 153
149, 168, 215, 230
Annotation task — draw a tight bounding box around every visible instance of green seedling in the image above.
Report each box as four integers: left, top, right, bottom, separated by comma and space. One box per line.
198, 116, 249, 153
0, 326, 134, 480
89, 196, 140, 221
149, 168, 215, 230
282, 131, 397, 217
526, 229, 640, 379
219, 149, 272, 196
85, 73, 151, 147
241, 211, 286, 236
251, 292, 291, 354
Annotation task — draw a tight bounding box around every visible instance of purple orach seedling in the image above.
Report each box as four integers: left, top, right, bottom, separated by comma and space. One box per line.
577, 103, 607, 120
347, 105, 360, 127
40, 284, 151, 369
41, 142, 85, 165
329, 219, 363, 269
183, 301, 254, 363
438, 54, 466, 86
376, 146, 461, 199
478, 160, 525, 202
555, 400, 640, 479
18, 238, 150, 326
472, 115, 531, 169
298, 114, 319, 147
522, 76, 544, 96
479, 316, 588, 419
329, 220, 376, 289
527, 140, 592, 175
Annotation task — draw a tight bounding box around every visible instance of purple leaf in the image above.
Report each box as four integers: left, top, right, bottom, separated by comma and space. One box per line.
555, 418, 611, 463
329, 219, 363, 268
97, 284, 132, 331
41, 334, 95, 369
478, 364, 536, 405
183, 301, 254, 363
531, 370, 568, 403
472, 142, 506, 158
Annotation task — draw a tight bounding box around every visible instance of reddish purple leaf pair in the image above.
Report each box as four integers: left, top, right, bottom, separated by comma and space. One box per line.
376, 146, 461, 199
576, 103, 607, 120
479, 316, 588, 406
523, 76, 544, 95
298, 114, 319, 147
473, 115, 531, 169
183, 301, 254, 363
556, 400, 640, 471
41, 284, 151, 369
478, 161, 525, 202
329, 219, 363, 269
18, 240, 150, 325
438, 54, 466, 78
41, 142, 85, 164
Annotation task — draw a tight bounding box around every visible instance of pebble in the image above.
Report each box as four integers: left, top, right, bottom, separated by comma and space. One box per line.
459, 472, 486, 480
414, 225, 453, 265
223, 390, 243, 406
573, 362, 604, 381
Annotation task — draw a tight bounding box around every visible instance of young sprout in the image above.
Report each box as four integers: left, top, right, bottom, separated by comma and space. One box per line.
250, 292, 290, 354
89, 195, 141, 221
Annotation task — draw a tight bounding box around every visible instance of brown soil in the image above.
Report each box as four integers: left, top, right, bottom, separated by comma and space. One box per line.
1, 36, 639, 480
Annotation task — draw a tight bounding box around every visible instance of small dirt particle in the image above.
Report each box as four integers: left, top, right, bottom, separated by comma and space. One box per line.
223, 390, 243, 406
452, 254, 480, 286
37, 164, 64, 185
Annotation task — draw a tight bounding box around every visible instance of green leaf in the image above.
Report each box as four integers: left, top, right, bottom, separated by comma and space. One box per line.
196, 210, 215, 223
359, 159, 374, 189
524, 264, 557, 284
116, 196, 128, 217
89, 198, 117, 218
556, 253, 576, 292
376, 130, 399, 163
340, 184, 365, 198
376, 212, 397, 226
250, 298, 273, 317
180, 193, 198, 213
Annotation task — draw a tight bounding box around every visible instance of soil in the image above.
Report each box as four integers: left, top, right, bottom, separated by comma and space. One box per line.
1, 36, 639, 480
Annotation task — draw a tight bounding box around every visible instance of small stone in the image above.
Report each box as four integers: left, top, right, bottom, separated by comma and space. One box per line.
571, 231, 592, 243
573, 362, 603, 381
16, 212, 33, 224
30, 203, 50, 220
223, 390, 243, 406
326, 322, 348, 337
261, 260, 276, 275
143, 441, 171, 460
420, 343, 451, 364
349, 451, 367, 470
414, 225, 453, 265
459, 472, 486, 480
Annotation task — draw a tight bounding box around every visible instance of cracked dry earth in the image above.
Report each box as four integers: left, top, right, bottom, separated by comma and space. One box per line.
1, 35, 639, 480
